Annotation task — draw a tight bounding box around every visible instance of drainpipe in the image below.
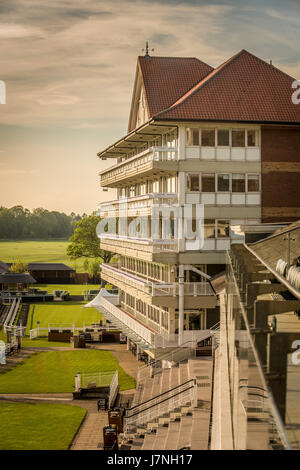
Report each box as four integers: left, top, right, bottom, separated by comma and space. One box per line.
178, 264, 184, 346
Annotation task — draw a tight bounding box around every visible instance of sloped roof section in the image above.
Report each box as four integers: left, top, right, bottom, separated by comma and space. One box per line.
0, 273, 36, 284
138, 56, 213, 118
28, 263, 75, 271
155, 50, 300, 123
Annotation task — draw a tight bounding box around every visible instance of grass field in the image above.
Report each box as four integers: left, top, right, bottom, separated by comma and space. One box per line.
0, 402, 86, 450
35, 283, 100, 294
26, 302, 103, 334
0, 240, 94, 272
0, 350, 136, 393
0, 329, 74, 348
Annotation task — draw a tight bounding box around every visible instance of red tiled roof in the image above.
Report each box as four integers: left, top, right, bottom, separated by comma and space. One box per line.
154, 50, 300, 123
138, 56, 213, 117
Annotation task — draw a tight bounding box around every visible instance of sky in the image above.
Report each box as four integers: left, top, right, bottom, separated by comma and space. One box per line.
0, 0, 300, 214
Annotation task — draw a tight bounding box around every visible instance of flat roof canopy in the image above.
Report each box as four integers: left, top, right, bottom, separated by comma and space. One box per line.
97, 121, 177, 159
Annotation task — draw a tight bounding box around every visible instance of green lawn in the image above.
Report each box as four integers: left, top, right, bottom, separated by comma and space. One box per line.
0, 329, 72, 348
0, 401, 86, 450
35, 283, 100, 294
0, 240, 94, 272
26, 302, 103, 334
0, 350, 136, 393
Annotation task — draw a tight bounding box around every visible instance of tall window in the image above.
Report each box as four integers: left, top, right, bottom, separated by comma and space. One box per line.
232, 129, 245, 147
187, 174, 199, 191
201, 129, 215, 146
186, 128, 199, 146
247, 174, 260, 191
232, 174, 245, 192
247, 129, 258, 146
217, 129, 229, 146
217, 174, 230, 192
202, 173, 215, 192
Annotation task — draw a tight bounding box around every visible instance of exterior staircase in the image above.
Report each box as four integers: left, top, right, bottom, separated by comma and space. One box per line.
119, 356, 213, 450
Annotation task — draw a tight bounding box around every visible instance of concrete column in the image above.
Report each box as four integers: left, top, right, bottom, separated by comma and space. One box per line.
268, 334, 289, 423
178, 126, 186, 160
178, 264, 184, 346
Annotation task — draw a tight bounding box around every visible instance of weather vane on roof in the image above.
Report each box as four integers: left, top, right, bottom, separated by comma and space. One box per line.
142, 41, 154, 59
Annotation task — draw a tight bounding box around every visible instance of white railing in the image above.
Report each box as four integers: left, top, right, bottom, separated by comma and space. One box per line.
152, 282, 214, 296
3, 298, 20, 333
100, 234, 178, 254
48, 323, 75, 332
124, 378, 197, 434
99, 295, 153, 345
100, 146, 178, 183
109, 370, 119, 408
74, 370, 118, 402
101, 264, 215, 298
99, 193, 178, 215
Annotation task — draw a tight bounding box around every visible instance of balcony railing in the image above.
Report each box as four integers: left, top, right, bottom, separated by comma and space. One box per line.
100, 146, 178, 186
101, 263, 215, 297
100, 234, 178, 253
99, 193, 178, 217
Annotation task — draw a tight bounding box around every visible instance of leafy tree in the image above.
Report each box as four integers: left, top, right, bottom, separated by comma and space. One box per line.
67, 215, 114, 263
10, 259, 29, 273
83, 259, 90, 272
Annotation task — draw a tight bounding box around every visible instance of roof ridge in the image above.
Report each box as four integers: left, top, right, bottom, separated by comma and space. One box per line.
154, 49, 245, 118
154, 49, 298, 120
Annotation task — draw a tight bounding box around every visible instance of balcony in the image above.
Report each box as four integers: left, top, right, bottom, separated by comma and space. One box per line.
99, 193, 178, 218
101, 263, 217, 308
100, 234, 178, 263
100, 147, 178, 187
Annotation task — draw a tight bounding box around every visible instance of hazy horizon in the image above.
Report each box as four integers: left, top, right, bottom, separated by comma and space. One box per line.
1, 0, 300, 213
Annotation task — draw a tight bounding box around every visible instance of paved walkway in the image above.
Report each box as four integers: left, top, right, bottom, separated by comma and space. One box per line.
1, 342, 141, 450
70, 401, 109, 450
92, 343, 143, 380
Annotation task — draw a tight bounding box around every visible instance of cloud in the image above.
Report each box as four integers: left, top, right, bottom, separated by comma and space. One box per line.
0, 23, 43, 38
0, 0, 299, 132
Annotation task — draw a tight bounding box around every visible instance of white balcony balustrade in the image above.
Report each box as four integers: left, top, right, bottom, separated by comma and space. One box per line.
100, 147, 178, 187
101, 263, 215, 297
99, 193, 178, 218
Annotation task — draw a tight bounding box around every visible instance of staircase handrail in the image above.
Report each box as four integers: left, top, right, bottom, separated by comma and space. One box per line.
126, 378, 195, 415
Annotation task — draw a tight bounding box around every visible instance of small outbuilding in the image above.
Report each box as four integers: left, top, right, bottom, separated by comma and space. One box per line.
0, 272, 37, 291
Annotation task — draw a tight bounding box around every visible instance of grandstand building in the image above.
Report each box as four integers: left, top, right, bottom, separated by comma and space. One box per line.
97, 48, 300, 353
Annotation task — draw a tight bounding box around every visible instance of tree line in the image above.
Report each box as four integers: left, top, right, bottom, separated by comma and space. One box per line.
0, 205, 86, 239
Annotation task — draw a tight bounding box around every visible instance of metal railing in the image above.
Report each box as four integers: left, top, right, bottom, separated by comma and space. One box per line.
99, 295, 153, 345
124, 378, 197, 434
109, 370, 119, 408
101, 263, 215, 297
3, 298, 20, 333
99, 234, 178, 254
100, 146, 178, 184
136, 339, 196, 387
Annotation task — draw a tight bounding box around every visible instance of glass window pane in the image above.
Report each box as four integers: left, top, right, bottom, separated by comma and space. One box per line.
217, 220, 230, 238
187, 174, 199, 191
217, 174, 230, 192
202, 173, 215, 192
204, 219, 215, 239
187, 128, 199, 146
217, 129, 229, 146
247, 129, 257, 146
248, 174, 260, 192
232, 129, 245, 147
232, 174, 245, 192
201, 129, 215, 146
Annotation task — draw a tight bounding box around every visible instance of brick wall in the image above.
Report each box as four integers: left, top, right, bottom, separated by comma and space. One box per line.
261, 126, 300, 223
